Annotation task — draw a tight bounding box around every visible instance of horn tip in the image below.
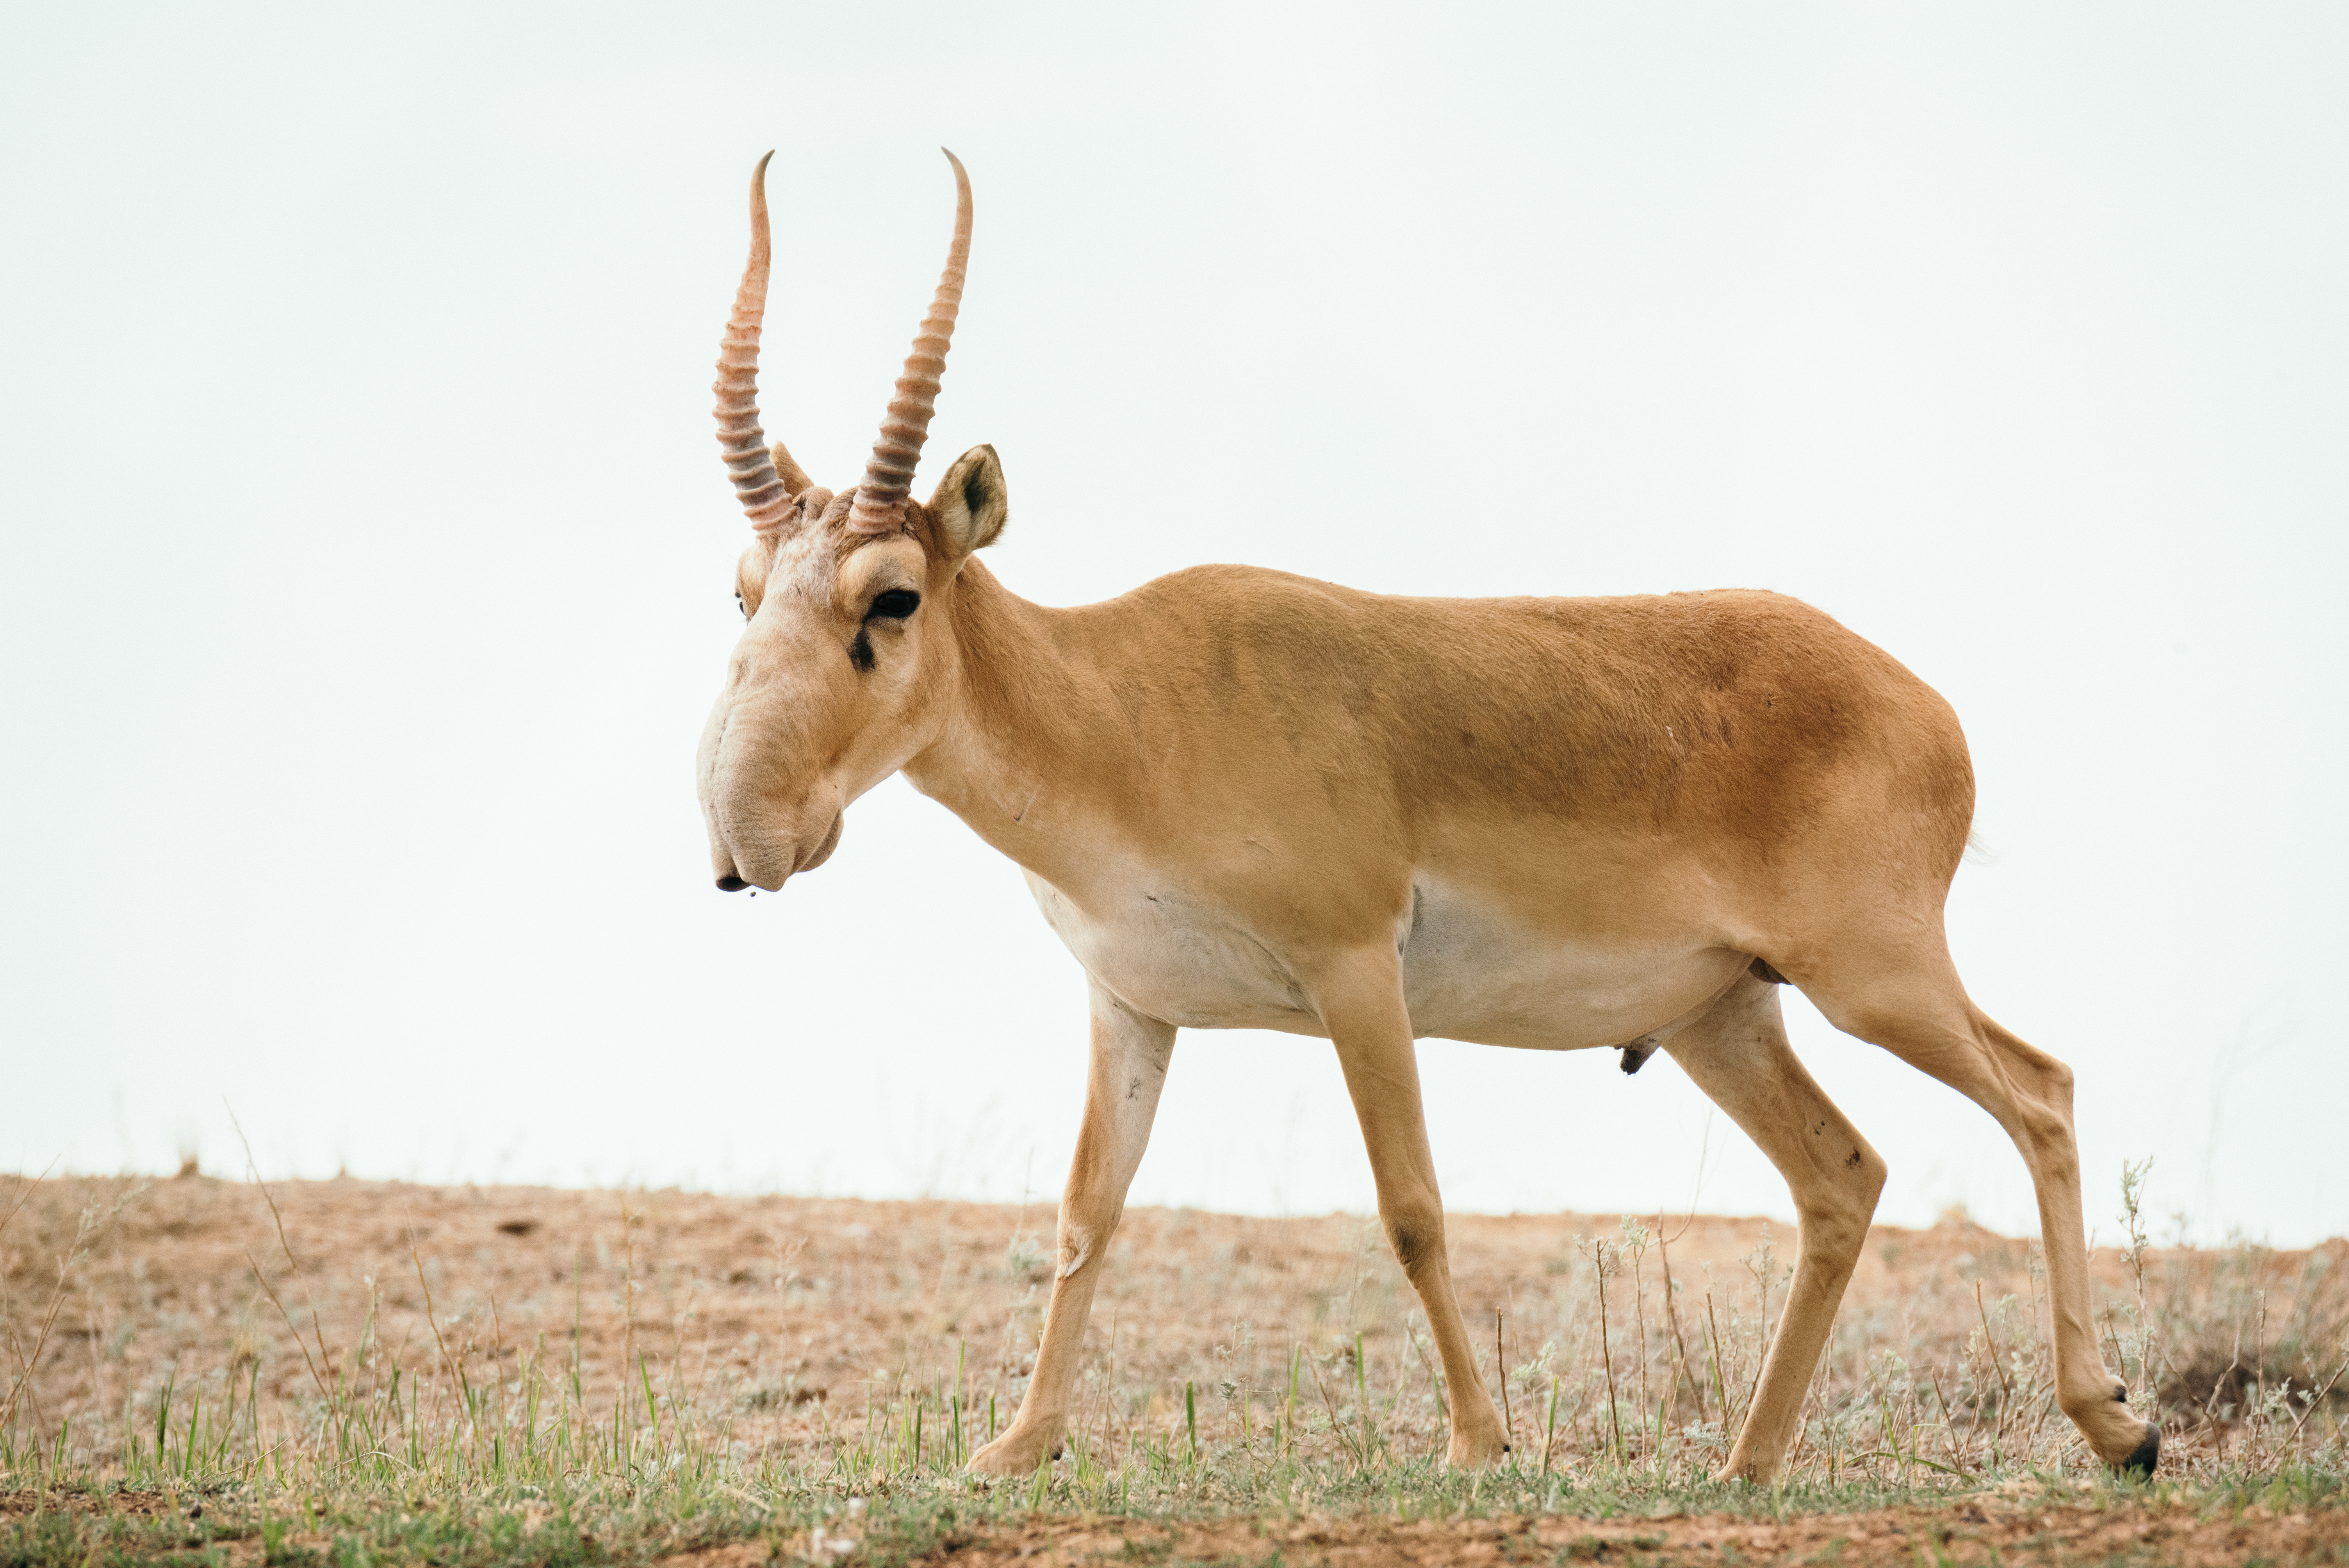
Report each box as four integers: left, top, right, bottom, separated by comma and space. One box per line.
747, 150, 775, 233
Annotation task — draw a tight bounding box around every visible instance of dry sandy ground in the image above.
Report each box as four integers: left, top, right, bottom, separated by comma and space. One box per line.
857, 1501, 2348, 1568
7, 1178, 2349, 1563
10, 1489, 2345, 1568
2, 1174, 2340, 1470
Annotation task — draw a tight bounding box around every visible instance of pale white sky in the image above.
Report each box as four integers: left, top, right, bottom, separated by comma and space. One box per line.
4, 5, 2343, 1246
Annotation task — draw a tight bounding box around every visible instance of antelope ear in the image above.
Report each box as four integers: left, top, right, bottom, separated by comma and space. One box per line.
927, 444, 1008, 559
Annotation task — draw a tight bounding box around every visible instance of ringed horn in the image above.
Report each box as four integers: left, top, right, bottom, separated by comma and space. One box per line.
845, 148, 975, 537
713, 151, 811, 533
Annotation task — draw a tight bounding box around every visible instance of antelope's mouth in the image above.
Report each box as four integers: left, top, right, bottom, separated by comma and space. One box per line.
797, 813, 844, 873
715, 813, 843, 893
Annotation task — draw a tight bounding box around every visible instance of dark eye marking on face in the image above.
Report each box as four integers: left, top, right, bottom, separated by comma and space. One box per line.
850, 588, 915, 671
735, 592, 746, 620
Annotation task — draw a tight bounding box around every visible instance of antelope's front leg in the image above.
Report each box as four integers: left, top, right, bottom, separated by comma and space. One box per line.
968, 980, 1174, 1477
1317, 948, 1511, 1467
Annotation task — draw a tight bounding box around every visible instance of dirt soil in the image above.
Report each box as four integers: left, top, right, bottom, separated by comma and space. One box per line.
9, 1491, 2345, 1568
864, 1501, 2349, 1567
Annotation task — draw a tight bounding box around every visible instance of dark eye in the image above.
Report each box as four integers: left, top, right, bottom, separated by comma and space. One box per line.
735, 592, 746, 620
867, 588, 920, 620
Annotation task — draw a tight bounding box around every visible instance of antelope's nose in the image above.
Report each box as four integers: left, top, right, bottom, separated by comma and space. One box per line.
715, 873, 749, 893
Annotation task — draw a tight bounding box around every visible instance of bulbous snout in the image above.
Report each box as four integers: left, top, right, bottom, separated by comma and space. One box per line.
699, 690, 847, 893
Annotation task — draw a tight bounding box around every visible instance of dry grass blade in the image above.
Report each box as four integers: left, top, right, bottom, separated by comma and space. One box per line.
2292, 1343, 2349, 1448
229, 1107, 339, 1391
0, 1160, 59, 1247
0, 1184, 137, 1435
1495, 1312, 1512, 1450
408, 1218, 472, 1431
243, 1248, 331, 1405
0, 1273, 73, 1435
1657, 1215, 1705, 1424
1974, 1279, 2013, 1414
1304, 1349, 1362, 1469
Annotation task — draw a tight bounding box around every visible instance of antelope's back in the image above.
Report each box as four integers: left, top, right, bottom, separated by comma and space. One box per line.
1071, 564, 1977, 913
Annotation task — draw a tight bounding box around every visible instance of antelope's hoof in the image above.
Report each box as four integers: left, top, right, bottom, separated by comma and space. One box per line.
966, 1429, 1062, 1479
1445, 1424, 1511, 1469
2116, 1421, 2160, 1480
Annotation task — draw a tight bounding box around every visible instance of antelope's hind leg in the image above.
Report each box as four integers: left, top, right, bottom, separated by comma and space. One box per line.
1797, 939, 2160, 1475
967, 980, 1174, 1477
1665, 970, 1886, 1483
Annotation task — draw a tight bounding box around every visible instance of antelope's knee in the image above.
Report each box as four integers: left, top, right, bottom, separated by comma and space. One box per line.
2007, 1091, 2079, 1178
1054, 1199, 1124, 1280
1798, 1155, 1883, 1262
1999, 1036, 2075, 1100
1056, 1222, 1100, 1279
1382, 1202, 1445, 1279
1841, 1140, 1888, 1205
1988, 1030, 2078, 1147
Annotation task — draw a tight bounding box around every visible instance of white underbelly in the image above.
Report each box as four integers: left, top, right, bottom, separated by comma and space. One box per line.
1025, 871, 1745, 1050
1398, 880, 1746, 1049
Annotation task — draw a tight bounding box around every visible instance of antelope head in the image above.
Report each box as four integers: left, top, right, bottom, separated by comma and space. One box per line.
698, 151, 1009, 893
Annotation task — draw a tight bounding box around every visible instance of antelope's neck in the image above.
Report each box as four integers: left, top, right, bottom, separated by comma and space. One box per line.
900, 559, 1129, 891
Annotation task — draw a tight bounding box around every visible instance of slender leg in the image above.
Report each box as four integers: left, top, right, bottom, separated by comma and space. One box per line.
1798, 937, 2160, 1474
1663, 972, 1886, 1482
1314, 948, 1509, 1466
967, 979, 1174, 1475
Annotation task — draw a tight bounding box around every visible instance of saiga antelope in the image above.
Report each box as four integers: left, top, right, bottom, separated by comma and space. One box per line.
694, 151, 2160, 1482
